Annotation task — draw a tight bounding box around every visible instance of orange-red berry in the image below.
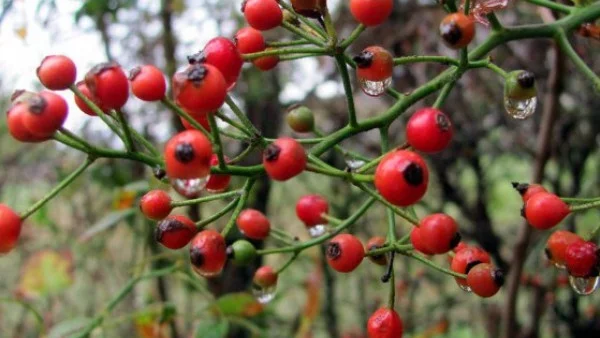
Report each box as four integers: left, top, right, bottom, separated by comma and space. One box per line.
524, 192, 570, 230
367, 307, 404, 338
129, 65, 166, 101
189, 230, 227, 277
326, 234, 364, 273
140, 190, 172, 220
263, 137, 307, 181
36, 55, 77, 90
375, 150, 429, 207
164, 130, 213, 180
155, 215, 197, 249
0, 204, 22, 254
237, 209, 271, 240
467, 263, 504, 298
440, 13, 475, 49
85, 62, 130, 110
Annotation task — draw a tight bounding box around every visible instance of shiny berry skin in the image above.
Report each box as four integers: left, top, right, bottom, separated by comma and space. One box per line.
366, 236, 388, 266
253, 266, 278, 288
326, 234, 364, 273
0, 204, 22, 254
410, 227, 435, 255
419, 213, 461, 254
6, 103, 51, 143
236, 209, 271, 240
206, 155, 231, 193
286, 105, 314, 133
350, 0, 393, 27
505, 70, 536, 100
129, 65, 166, 101
451, 246, 491, 287
512, 182, 547, 202
172, 63, 227, 115
439, 13, 475, 49
374, 150, 429, 207
189, 230, 227, 277
296, 194, 329, 227
36, 55, 77, 90
291, 0, 325, 18
227, 239, 257, 265
253, 50, 280, 71
74, 81, 108, 116
354, 46, 393, 82
180, 113, 211, 132
164, 130, 213, 180
22, 91, 68, 137
155, 215, 197, 249
565, 241, 599, 278
235, 27, 265, 54
467, 263, 504, 298
524, 192, 570, 230
367, 307, 404, 338
263, 137, 307, 181
406, 108, 454, 153
545, 230, 583, 267
189, 37, 243, 89
84, 62, 130, 110
242, 0, 283, 31
140, 190, 172, 220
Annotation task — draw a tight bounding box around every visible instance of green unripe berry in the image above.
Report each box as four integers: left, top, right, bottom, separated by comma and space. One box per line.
227, 240, 257, 265
286, 105, 314, 133
504, 70, 536, 100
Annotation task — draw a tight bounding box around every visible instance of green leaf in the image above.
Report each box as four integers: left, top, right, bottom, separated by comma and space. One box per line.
17, 250, 75, 299
210, 292, 263, 317
48, 317, 92, 338
195, 319, 229, 338
78, 208, 135, 242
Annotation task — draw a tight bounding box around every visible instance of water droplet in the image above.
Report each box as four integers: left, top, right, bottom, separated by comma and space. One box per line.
569, 275, 599, 296
307, 224, 328, 238
192, 265, 222, 278
553, 261, 566, 270
345, 159, 366, 170
504, 96, 537, 119
171, 176, 209, 198
252, 284, 276, 304
458, 283, 472, 292
358, 77, 392, 97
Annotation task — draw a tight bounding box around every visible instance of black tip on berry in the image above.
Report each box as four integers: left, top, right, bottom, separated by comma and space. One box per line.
403, 163, 424, 186
264, 144, 281, 162
353, 51, 374, 69
186, 64, 208, 84
190, 247, 204, 267
381, 252, 395, 283
155, 218, 186, 242
512, 182, 530, 195
449, 232, 462, 250
226, 246, 235, 259
465, 260, 483, 274
435, 113, 451, 132
187, 51, 206, 65
517, 71, 535, 89
175, 142, 195, 163
441, 22, 462, 46
368, 244, 385, 262
492, 269, 505, 287
27, 95, 47, 115
520, 205, 526, 218
326, 242, 341, 260
153, 167, 166, 180
129, 66, 142, 81
544, 247, 552, 261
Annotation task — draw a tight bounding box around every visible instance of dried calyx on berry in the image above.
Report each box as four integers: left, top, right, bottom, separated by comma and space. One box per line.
187, 51, 207, 64
505, 70, 537, 100
353, 50, 374, 68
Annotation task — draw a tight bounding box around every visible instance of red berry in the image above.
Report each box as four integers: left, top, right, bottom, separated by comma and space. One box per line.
367, 307, 404, 338
545, 230, 584, 267
350, 0, 393, 27
6, 103, 51, 143
326, 234, 364, 273
189, 229, 227, 277
140, 190, 172, 220
206, 155, 231, 193
410, 227, 435, 255
74, 81, 108, 116
451, 246, 491, 288
296, 194, 329, 227
180, 113, 211, 132
565, 241, 599, 278
419, 213, 460, 254
374, 150, 429, 207
253, 50, 280, 71
22, 91, 68, 137
354, 46, 393, 82
467, 263, 504, 298
512, 182, 547, 202
406, 107, 454, 153
524, 192, 570, 230
440, 13, 475, 49
36, 55, 77, 90
85, 62, 130, 110
263, 137, 307, 181
189, 37, 243, 89
242, 0, 283, 31
291, 0, 325, 18
235, 27, 266, 54
237, 209, 271, 240
164, 130, 213, 180
253, 266, 278, 288
129, 65, 166, 101
366, 236, 388, 266
453, 241, 468, 253
172, 63, 227, 115
155, 215, 197, 249
0, 204, 22, 254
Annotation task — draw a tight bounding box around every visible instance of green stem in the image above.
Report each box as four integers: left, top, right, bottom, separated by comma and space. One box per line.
486, 13, 504, 31
322, 6, 338, 46
341, 24, 366, 49
335, 54, 358, 127
525, 0, 573, 13
275, 253, 300, 274
585, 223, 600, 241
58, 128, 93, 150
195, 198, 240, 229
561, 196, 600, 203
569, 199, 600, 212
433, 80, 456, 108
0, 297, 45, 334
267, 39, 311, 47
115, 110, 135, 152
464, 0, 471, 14
230, 145, 256, 164
306, 163, 374, 182
215, 111, 253, 137
354, 183, 419, 225
406, 252, 467, 279
242, 47, 328, 60
160, 97, 212, 140
281, 21, 328, 47
393, 55, 459, 66
555, 29, 600, 92
485, 61, 509, 78
208, 114, 227, 170
221, 179, 255, 237
225, 95, 263, 139
279, 1, 328, 39
171, 190, 241, 207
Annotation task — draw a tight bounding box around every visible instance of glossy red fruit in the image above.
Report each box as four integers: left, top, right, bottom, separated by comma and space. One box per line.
545, 230, 584, 267
36, 55, 77, 90
242, 0, 283, 31
189, 37, 243, 89
263, 137, 307, 181
253, 266, 278, 288
565, 241, 599, 277
326, 234, 364, 273
180, 113, 211, 132
467, 263, 504, 298
406, 108, 454, 153
0, 204, 22, 254
253, 50, 280, 71
6, 103, 51, 143
235, 27, 266, 54
129, 65, 166, 101
419, 214, 461, 254
451, 246, 491, 287
374, 150, 429, 207
512, 182, 547, 203
453, 241, 468, 253
85, 62, 130, 110
22, 91, 68, 137
172, 63, 227, 115
291, 0, 325, 18
354, 46, 393, 82
155, 215, 197, 249
367, 307, 404, 338
164, 130, 213, 180
189, 230, 227, 277
366, 236, 388, 266
74, 81, 108, 116
524, 192, 570, 230
440, 13, 476, 49
410, 227, 435, 255
206, 155, 231, 193
237, 209, 271, 240
140, 190, 172, 220
350, 0, 393, 27
296, 195, 329, 228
